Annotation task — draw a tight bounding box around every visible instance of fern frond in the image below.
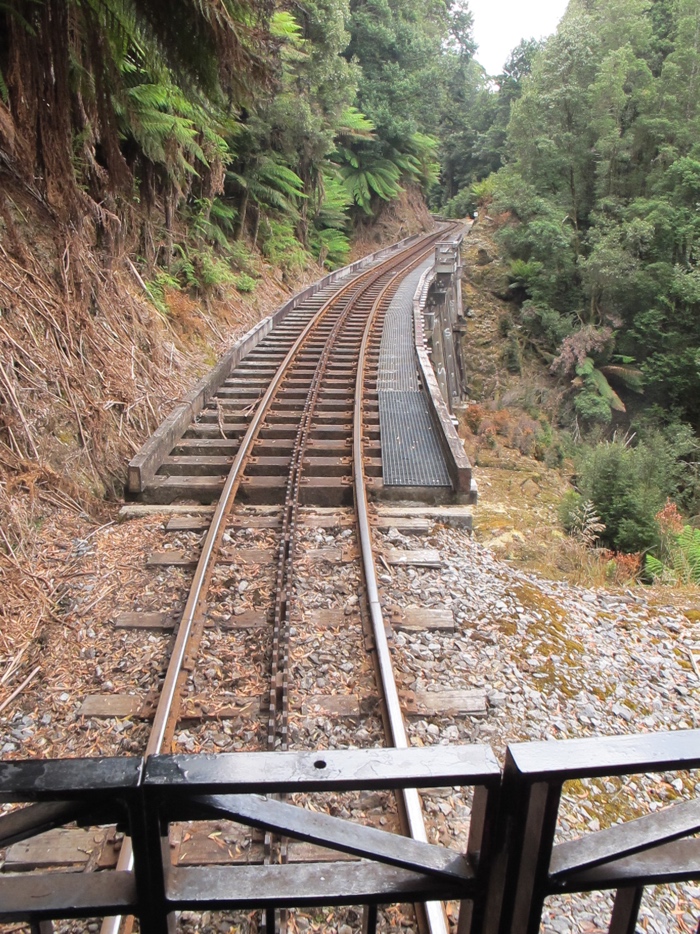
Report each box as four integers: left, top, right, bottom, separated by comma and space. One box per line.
645, 554, 671, 582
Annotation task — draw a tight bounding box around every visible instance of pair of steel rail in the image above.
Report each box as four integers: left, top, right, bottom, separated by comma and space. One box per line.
103, 226, 460, 934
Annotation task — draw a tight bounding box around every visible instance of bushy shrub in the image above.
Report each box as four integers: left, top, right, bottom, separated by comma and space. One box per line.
573, 439, 663, 553
235, 273, 257, 293
442, 188, 474, 219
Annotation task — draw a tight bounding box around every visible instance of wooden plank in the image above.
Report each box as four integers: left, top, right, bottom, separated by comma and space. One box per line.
213, 611, 269, 630
287, 842, 358, 863
374, 517, 431, 534
376, 505, 473, 529
166, 516, 210, 532
301, 515, 353, 529
114, 611, 268, 631
79, 696, 142, 718
395, 607, 455, 632
146, 551, 198, 568
404, 690, 487, 718
171, 821, 265, 867
115, 611, 172, 630
4, 828, 106, 869
119, 504, 214, 520
302, 547, 345, 563
228, 516, 281, 529
305, 610, 359, 629
80, 694, 264, 720
300, 695, 360, 718
384, 549, 442, 568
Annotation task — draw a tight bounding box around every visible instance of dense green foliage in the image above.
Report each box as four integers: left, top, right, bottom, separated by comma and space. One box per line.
559, 418, 700, 555
0, 0, 483, 281
4, 1, 698, 560
475, 0, 700, 430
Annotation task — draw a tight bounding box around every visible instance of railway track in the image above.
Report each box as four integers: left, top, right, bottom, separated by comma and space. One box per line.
3, 224, 697, 934
92, 225, 468, 934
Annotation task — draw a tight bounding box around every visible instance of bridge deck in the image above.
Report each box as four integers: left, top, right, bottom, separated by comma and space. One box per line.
378, 259, 451, 488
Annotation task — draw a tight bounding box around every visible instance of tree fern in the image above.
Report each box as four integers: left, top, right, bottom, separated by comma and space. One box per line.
337, 146, 403, 213
646, 525, 700, 584
671, 526, 700, 583
335, 107, 375, 140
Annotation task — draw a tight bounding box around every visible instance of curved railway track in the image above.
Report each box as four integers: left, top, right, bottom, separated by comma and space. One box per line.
4, 221, 695, 934
94, 225, 466, 934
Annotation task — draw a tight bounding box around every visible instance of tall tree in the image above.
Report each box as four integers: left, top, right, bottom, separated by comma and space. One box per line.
484, 0, 700, 425
0, 0, 272, 226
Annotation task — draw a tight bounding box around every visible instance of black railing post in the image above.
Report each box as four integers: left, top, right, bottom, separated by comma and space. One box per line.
490, 751, 562, 934
362, 903, 378, 934
457, 780, 501, 934
608, 886, 644, 934
29, 920, 54, 933
131, 775, 175, 934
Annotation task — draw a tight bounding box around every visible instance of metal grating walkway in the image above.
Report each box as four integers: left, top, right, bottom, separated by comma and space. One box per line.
378, 260, 451, 487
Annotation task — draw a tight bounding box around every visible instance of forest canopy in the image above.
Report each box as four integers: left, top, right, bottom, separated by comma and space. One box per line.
469, 0, 700, 431
3, 0, 700, 557
0, 0, 479, 275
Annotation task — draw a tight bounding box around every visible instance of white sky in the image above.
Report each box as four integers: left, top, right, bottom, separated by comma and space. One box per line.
469, 0, 570, 75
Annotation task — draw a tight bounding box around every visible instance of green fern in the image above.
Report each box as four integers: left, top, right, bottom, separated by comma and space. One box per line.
671, 526, 700, 583
645, 553, 669, 582
337, 147, 403, 213
269, 11, 303, 41
188, 197, 238, 249
646, 525, 700, 584
335, 107, 375, 140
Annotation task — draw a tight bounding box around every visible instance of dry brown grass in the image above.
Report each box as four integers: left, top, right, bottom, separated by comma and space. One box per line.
0, 178, 323, 676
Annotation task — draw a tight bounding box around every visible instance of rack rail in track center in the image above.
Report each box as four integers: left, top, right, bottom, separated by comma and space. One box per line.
94, 225, 471, 934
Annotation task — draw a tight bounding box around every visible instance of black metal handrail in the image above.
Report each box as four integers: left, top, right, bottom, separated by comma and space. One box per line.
0, 745, 501, 934
483, 729, 700, 934
0, 730, 698, 934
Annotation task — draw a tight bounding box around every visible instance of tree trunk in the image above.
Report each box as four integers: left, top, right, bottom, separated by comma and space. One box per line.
252, 204, 261, 248
235, 188, 249, 240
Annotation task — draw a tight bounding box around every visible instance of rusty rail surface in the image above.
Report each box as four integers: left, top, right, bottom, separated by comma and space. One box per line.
99, 227, 463, 934
1, 730, 698, 933
127, 229, 431, 495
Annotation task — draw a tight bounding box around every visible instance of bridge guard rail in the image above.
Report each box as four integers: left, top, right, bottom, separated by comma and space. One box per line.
1, 731, 699, 933
127, 229, 430, 494
483, 729, 700, 934
0, 746, 501, 934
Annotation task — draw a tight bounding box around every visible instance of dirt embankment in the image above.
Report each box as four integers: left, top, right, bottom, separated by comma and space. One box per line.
456, 219, 584, 576
0, 176, 323, 666
349, 184, 435, 261
0, 175, 432, 682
